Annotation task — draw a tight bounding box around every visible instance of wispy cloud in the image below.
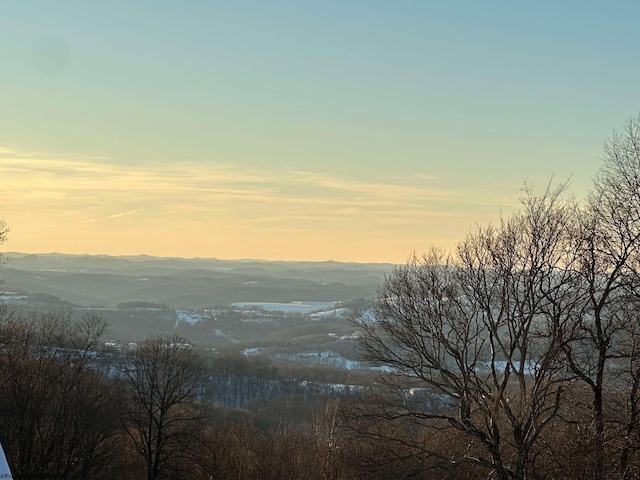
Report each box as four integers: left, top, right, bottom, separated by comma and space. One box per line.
83, 209, 144, 223
1, 145, 513, 217
0, 144, 519, 260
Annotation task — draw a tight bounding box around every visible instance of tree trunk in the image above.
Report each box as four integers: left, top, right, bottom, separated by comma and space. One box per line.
594, 371, 604, 480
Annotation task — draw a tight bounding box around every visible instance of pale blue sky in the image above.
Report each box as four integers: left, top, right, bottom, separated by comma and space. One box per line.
1, 1, 638, 261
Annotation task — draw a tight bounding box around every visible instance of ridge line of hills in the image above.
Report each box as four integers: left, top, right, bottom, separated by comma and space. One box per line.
4, 251, 396, 269
0, 252, 392, 309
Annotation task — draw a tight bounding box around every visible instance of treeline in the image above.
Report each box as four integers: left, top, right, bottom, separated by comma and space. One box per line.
0, 304, 406, 480
0, 304, 377, 479
5, 304, 638, 480
0, 306, 125, 479
115, 301, 171, 310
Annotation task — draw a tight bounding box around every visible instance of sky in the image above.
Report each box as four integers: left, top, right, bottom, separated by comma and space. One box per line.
1, 1, 639, 263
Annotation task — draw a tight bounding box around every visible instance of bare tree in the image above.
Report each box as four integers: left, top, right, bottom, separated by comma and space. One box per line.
0, 310, 121, 480
122, 334, 207, 480
0, 218, 8, 274
354, 182, 582, 480
563, 115, 640, 480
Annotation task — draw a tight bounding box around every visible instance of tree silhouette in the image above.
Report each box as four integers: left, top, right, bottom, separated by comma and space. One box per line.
122, 335, 207, 480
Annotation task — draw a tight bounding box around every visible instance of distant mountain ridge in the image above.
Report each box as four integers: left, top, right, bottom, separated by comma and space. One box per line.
1, 252, 393, 309
5, 252, 393, 272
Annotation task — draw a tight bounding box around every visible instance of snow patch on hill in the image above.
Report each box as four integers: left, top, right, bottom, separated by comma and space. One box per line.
231, 301, 335, 314
273, 351, 369, 370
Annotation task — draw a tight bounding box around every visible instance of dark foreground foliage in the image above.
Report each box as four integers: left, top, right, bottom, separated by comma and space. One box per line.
3, 303, 640, 480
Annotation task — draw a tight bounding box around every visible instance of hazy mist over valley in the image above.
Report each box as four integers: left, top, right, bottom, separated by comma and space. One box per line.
2, 252, 390, 308
0, 252, 388, 368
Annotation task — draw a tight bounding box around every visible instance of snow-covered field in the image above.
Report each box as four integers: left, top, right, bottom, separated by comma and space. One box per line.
308, 308, 350, 320
242, 347, 263, 356
212, 329, 238, 343
272, 351, 370, 370
231, 301, 336, 314
174, 310, 212, 328
0, 293, 28, 304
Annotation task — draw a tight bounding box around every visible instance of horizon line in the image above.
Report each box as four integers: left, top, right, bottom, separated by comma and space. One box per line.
2, 251, 399, 266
